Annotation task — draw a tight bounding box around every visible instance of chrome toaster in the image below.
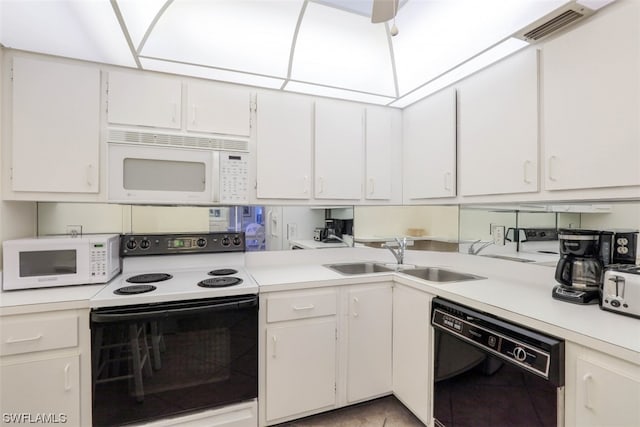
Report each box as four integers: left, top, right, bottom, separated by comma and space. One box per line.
600, 265, 640, 319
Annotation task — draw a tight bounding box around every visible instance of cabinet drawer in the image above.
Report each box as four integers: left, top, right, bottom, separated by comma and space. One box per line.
267, 290, 337, 323
0, 313, 78, 356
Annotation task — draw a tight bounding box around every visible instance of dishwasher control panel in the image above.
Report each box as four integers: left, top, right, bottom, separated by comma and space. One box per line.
431, 298, 564, 386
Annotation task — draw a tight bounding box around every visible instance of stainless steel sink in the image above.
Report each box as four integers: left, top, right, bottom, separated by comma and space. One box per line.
325, 262, 394, 275
400, 267, 486, 282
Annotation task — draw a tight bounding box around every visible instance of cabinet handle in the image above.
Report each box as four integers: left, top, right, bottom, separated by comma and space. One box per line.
64, 364, 72, 391
352, 296, 359, 318
171, 103, 177, 123
87, 164, 93, 187
583, 373, 593, 409
272, 336, 277, 359
548, 156, 558, 182
6, 334, 42, 344
303, 175, 309, 194
191, 105, 197, 125
523, 160, 532, 184
292, 304, 315, 311
444, 172, 452, 191
318, 177, 324, 194
368, 178, 375, 195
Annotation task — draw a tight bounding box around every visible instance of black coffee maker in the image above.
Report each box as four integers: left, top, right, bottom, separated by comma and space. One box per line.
552, 229, 613, 304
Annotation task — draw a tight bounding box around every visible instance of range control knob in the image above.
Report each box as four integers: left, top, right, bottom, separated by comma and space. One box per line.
221, 237, 231, 246
232, 236, 242, 246
125, 240, 137, 250
139, 239, 150, 250
196, 238, 207, 248
513, 346, 528, 362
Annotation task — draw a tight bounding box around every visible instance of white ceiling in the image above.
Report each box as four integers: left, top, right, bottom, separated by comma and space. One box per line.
0, 0, 615, 107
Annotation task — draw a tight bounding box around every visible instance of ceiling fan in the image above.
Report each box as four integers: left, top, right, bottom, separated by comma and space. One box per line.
371, 0, 399, 23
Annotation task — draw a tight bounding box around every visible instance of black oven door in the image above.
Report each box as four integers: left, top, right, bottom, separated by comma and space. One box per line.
90, 295, 258, 427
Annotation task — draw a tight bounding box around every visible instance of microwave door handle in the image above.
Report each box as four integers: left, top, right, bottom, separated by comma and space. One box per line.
91, 297, 258, 323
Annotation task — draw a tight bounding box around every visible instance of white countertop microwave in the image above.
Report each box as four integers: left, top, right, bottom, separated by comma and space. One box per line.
2, 234, 121, 290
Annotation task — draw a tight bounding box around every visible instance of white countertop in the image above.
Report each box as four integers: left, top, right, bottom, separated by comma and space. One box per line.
289, 239, 349, 249
247, 248, 640, 361
2, 249, 639, 363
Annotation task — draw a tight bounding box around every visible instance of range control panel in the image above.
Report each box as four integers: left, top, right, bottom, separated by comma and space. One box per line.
121, 232, 245, 256
431, 298, 564, 386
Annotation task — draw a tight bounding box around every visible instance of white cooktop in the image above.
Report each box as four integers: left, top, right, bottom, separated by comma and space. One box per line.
90, 253, 258, 308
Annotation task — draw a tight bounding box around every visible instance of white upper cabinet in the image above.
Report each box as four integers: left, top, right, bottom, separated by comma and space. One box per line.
256, 92, 312, 199
107, 71, 182, 129
10, 56, 100, 193
186, 83, 251, 136
315, 100, 364, 200
543, 1, 640, 191
403, 88, 457, 200
365, 107, 393, 200
458, 48, 539, 196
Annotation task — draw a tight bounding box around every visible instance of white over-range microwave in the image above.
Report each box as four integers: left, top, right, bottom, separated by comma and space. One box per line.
2, 234, 121, 290
107, 140, 250, 204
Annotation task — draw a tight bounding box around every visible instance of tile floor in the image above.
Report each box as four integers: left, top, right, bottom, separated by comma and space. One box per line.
274, 396, 425, 427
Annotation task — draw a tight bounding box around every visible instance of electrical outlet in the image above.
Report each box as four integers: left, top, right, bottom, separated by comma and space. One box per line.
493, 225, 506, 246
66, 225, 83, 237
287, 223, 297, 240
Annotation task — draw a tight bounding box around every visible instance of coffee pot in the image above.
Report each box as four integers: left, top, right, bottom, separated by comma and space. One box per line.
552, 229, 612, 304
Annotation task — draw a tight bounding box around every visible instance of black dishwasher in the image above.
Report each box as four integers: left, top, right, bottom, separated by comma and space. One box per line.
431, 298, 564, 427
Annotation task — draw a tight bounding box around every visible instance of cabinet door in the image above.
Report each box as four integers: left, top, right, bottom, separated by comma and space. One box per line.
393, 286, 432, 425
543, 1, 640, 190
186, 83, 251, 136
403, 88, 456, 200
11, 57, 100, 193
575, 357, 640, 427
458, 48, 538, 196
107, 71, 181, 129
256, 92, 312, 199
346, 285, 392, 403
265, 319, 336, 422
315, 100, 363, 200
365, 107, 392, 200
0, 355, 80, 426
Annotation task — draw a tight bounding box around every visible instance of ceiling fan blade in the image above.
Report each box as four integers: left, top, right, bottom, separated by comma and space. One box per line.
371, 0, 399, 23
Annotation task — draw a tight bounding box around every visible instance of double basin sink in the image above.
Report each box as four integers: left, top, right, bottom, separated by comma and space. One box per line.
325, 262, 486, 283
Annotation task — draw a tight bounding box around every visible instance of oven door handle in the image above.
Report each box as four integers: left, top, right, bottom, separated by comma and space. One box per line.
91, 297, 258, 323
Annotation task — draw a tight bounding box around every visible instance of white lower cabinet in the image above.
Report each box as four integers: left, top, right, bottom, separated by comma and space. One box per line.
346, 284, 392, 403
0, 308, 91, 427
265, 319, 337, 421
1, 355, 80, 426
261, 283, 393, 426
392, 285, 433, 425
566, 342, 640, 427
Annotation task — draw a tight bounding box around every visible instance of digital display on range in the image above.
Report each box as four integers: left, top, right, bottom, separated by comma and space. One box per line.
228, 155, 242, 161
168, 239, 192, 249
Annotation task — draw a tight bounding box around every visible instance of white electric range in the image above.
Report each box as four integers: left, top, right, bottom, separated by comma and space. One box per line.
89, 232, 258, 427
91, 233, 258, 308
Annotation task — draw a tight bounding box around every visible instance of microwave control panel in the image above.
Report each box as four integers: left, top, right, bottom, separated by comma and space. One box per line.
90, 243, 109, 278
219, 153, 249, 204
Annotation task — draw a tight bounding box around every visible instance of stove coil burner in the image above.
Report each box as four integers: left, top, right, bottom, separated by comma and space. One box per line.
114, 285, 157, 295
208, 268, 238, 276
198, 277, 243, 288
126, 273, 173, 284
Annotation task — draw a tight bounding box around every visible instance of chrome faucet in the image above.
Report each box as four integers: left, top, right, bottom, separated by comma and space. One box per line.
328, 234, 353, 247
468, 239, 494, 255
383, 237, 410, 264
